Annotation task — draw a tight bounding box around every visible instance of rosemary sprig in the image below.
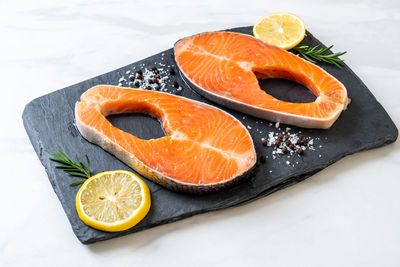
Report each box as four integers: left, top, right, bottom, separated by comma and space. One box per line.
293, 45, 346, 69
50, 150, 92, 186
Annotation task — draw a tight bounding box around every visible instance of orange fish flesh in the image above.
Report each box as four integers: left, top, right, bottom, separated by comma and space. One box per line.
75, 85, 256, 194
174, 31, 349, 129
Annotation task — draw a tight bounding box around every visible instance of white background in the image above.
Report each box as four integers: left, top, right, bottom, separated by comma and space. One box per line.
1, 0, 399, 266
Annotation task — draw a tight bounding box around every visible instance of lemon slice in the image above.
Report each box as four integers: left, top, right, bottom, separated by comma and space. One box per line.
253, 12, 306, 50
76, 170, 151, 232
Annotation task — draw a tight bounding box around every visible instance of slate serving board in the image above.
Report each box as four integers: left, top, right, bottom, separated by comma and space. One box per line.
22, 26, 398, 244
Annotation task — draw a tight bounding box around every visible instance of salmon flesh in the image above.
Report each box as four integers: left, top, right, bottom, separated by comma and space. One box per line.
174, 32, 349, 129
75, 85, 256, 194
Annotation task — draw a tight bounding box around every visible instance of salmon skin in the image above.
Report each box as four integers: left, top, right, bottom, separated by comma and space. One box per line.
174, 31, 349, 129
75, 85, 256, 194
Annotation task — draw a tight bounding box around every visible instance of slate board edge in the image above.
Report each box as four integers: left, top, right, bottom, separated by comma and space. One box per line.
22, 106, 75, 235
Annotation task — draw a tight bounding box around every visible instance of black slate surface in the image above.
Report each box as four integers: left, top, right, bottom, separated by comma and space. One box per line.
22, 26, 398, 244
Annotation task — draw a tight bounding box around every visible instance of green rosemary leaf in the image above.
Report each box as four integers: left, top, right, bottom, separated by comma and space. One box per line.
86, 155, 92, 176
50, 158, 69, 164
301, 54, 316, 63
58, 150, 71, 162
293, 44, 346, 69
50, 150, 93, 186
55, 166, 79, 170
309, 46, 318, 53
320, 45, 333, 54
64, 171, 88, 178
70, 180, 86, 186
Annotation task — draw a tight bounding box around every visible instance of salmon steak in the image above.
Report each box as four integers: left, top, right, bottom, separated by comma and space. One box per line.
174, 32, 349, 129
75, 85, 256, 194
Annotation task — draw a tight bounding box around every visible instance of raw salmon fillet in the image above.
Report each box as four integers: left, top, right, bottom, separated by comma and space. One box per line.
75, 85, 256, 194
174, 32, 349, 129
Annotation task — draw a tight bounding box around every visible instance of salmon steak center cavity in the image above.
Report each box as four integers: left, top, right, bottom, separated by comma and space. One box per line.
174, 31, 349, 129
75, 85, 256, 194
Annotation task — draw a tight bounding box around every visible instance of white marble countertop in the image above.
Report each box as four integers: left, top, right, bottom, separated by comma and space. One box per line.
1, 0, 399, 266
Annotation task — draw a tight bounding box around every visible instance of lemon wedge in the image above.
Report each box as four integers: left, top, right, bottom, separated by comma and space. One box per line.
253, 12, 306, 50
76, 170, 151, 232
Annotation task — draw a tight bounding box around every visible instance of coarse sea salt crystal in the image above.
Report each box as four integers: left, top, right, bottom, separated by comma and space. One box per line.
126, 70, 130, 74
267, 131, 276, 146
118, 77, 126, 83
275, 122, 280, 128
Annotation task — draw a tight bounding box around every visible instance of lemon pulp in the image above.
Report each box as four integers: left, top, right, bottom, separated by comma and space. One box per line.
76, 170, 151, 232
